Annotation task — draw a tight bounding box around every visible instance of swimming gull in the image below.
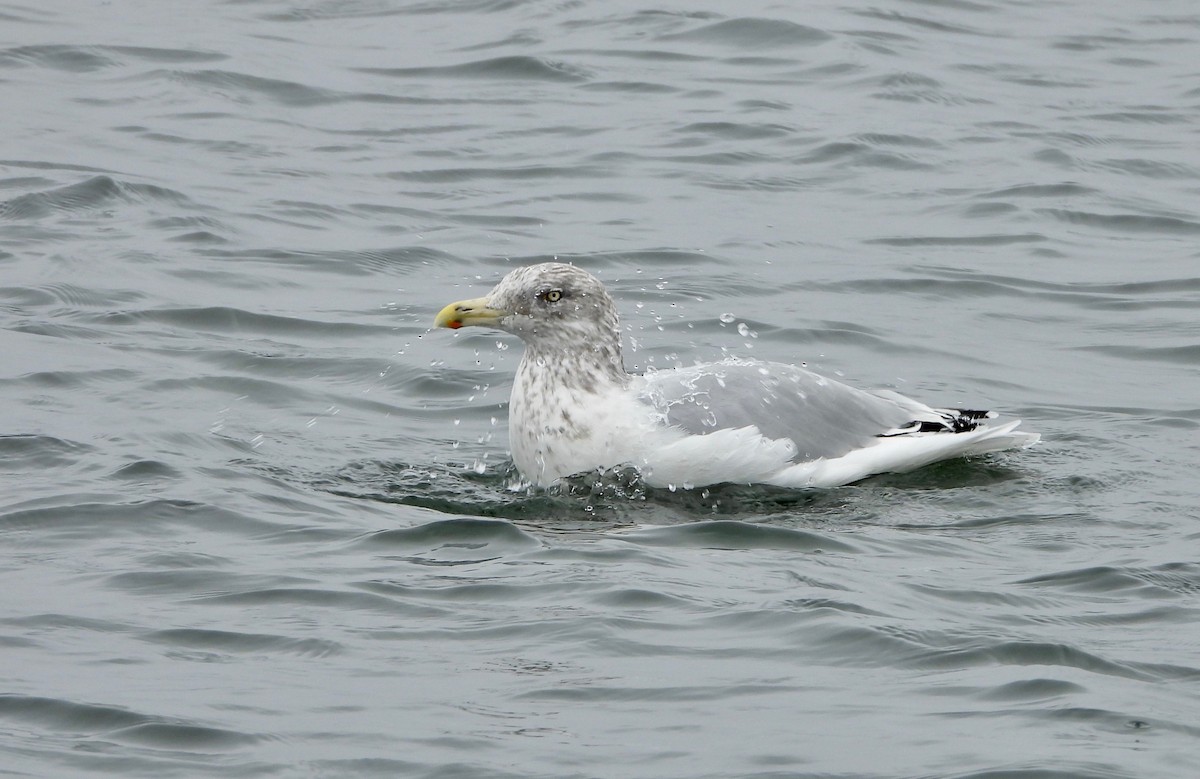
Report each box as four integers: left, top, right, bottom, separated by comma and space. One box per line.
434, 263, 1038, 489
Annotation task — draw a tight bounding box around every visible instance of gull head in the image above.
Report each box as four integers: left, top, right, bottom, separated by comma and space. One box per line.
434, 263, 622, 355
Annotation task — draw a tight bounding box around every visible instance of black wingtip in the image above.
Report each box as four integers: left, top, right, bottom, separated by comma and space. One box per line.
877, 408, 994, 437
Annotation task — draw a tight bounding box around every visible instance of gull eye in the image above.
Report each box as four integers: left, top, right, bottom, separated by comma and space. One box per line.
542, 289, 563, 303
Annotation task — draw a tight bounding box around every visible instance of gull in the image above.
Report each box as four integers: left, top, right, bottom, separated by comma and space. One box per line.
435, 263, 1037, 489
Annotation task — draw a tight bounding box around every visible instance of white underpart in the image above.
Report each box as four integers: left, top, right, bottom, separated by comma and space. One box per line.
508, 363, 1039, 489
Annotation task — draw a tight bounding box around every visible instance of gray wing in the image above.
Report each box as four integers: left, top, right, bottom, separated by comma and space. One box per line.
636, 358, 961, 461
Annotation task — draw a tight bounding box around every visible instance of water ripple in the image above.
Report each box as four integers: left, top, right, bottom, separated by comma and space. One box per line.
661, 17, 834, 48
359, 55, 589, 82
143, 628, 343, 658
0, 694, 264, 750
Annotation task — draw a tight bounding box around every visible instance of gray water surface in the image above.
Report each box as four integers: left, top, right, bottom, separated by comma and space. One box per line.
2, 1, 1199, 777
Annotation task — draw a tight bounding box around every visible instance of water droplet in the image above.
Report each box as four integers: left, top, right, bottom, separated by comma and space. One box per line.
719, 312, 736, 324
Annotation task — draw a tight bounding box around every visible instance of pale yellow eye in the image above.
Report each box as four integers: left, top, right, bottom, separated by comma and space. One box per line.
544, 289, 562, 302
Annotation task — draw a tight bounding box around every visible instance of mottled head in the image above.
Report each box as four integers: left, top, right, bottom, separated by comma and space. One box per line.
434, 263, 623, 356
